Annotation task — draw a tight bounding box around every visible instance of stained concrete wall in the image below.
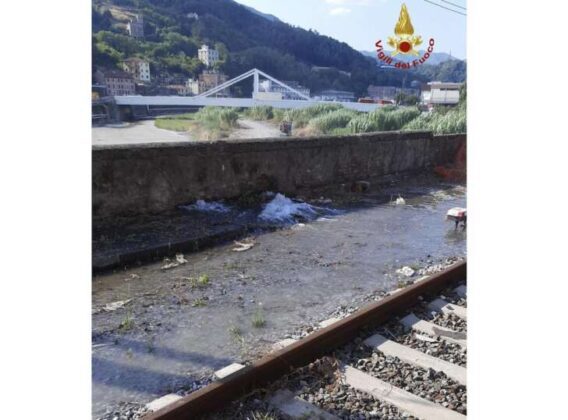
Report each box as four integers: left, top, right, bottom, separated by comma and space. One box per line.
93, 131, 466, 217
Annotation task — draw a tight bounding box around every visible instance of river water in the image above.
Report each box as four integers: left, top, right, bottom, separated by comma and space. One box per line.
92, 182, 466, 417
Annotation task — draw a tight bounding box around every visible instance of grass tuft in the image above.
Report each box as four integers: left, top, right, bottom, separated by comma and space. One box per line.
119, 310, 134, 332
192, 298, 207, 307
252, 308, 266, 328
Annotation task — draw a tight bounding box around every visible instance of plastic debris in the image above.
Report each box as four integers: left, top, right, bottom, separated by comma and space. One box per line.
161, 258, 179, 270
176, 253, 188, 264
103, 299, 132, 312
396, 266, 416, 277
232, 238, 256, 252
446, 207, 467, 230
391, 194, 406, 205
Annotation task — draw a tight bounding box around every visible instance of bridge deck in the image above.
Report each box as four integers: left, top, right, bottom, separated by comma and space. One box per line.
114, 96, 381, 113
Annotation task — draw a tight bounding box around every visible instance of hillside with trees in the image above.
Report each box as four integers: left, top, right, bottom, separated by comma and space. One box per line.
92, 0, 466, 96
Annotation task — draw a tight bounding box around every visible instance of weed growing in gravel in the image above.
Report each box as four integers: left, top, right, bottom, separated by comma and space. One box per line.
228, 325, 245, 345
192, 298, 207, 307
197, 274, 209, 286
119, 310, 134, 332
187, 274, 210, 289
252, 308, 266, 328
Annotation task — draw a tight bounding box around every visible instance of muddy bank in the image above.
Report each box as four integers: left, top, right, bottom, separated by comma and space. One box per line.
92, 181, 466, 418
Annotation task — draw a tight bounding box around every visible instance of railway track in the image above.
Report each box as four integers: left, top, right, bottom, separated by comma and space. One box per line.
144, 260, 467, 420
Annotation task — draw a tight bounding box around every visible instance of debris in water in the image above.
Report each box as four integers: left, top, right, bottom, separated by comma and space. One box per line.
92, 343, 113, 349
161, 258, 179, 270
103, 299, 132, 312
446, 207, 467, 230
176, 253, 188, 264
396, 266, 415, 277
392, 194, 406, 206
232, 238, 256, 252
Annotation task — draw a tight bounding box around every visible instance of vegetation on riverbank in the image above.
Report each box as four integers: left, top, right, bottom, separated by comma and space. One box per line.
154, 113, 195, 131
242, 101, 466, 136
155, 96, 466, 139
155, 107, 239, 139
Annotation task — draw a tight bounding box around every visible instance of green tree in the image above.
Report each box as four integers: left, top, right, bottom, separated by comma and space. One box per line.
395, 92, 419, 106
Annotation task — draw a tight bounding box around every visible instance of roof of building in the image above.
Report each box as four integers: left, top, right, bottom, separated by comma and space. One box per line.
427, 82, 463, 89
318, 89, 355, 95
101, 70, 134, 80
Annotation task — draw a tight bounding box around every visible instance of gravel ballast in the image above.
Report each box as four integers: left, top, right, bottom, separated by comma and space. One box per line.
340, 342, 467, 415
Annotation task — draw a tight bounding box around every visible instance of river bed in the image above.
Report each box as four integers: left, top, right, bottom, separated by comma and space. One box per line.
92, 182, 466, 418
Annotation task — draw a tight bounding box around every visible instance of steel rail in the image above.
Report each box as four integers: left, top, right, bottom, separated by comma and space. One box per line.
145, 260, 466, 420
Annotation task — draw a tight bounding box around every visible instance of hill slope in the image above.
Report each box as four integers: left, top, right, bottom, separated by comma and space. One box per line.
360, 50, 459, 66
92, 0, 465, 95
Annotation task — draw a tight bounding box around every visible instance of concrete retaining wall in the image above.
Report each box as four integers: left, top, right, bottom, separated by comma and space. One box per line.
93, 131, 466, 217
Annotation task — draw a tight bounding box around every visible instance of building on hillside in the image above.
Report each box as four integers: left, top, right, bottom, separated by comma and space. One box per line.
186, 78, 200, 96
127, 15, 144, 39
315, 89, 355, 102
122, 58, 151, 83
367, 85, 420, 102
95, 69, 135, 96
198, 70, 229, 96
155, 75, 187, 86
259, 80, 310, 100
421, 82, 462, 107
166, 84, 193, 96
181, 71, 229, 96
198, 44, 220, 67
186, 12, 199, 20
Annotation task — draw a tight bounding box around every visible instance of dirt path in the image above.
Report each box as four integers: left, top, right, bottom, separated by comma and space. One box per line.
92, 120, 192, 146
92, 118, 281, 146
230, 118, 282, 139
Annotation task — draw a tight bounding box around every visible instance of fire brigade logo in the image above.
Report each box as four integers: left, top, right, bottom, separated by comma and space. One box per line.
388, 4, 421, 56
375, 3, 435, 69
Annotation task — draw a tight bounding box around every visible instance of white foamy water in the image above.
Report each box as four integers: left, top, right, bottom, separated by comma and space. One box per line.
258, 193, 322, 223
430, 190, 454, 201
181, 200, 231, 213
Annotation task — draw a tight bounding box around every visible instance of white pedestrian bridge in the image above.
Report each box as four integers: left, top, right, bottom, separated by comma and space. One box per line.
113, 68, 380, 113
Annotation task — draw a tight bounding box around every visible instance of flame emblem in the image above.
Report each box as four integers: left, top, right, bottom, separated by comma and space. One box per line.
388, 4, 422, 56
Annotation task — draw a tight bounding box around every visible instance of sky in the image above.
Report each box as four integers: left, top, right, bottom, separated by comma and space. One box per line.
233, 0, 466, 59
